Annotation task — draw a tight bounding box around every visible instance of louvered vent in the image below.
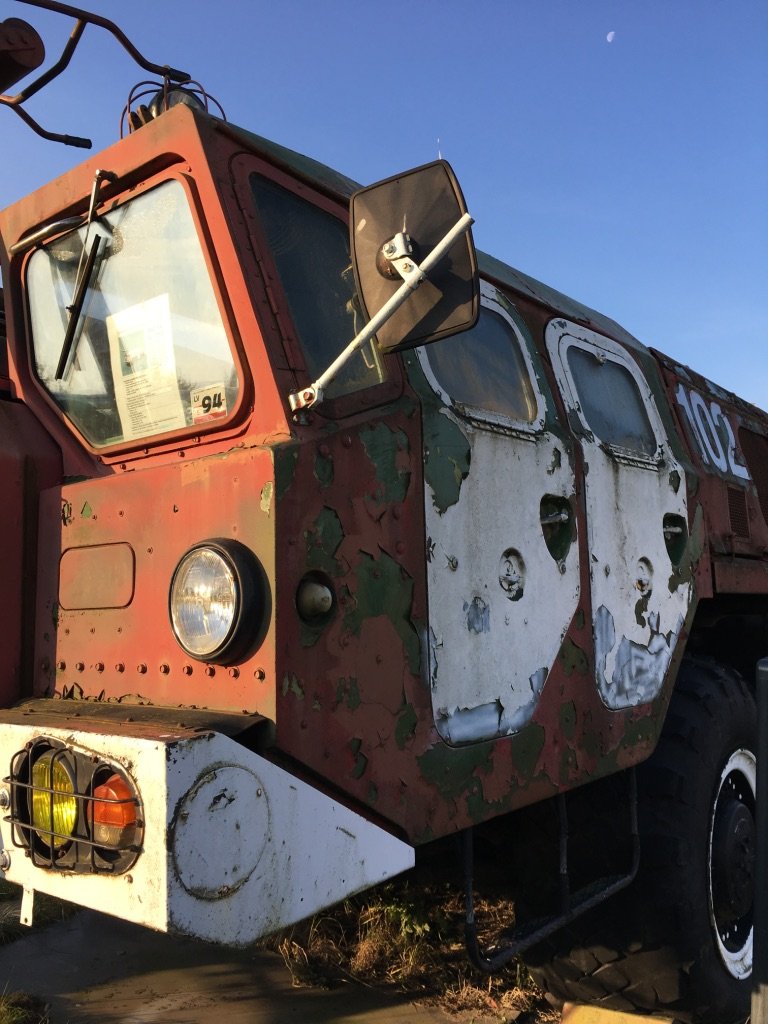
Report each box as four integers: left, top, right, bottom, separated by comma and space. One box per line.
739, 428, 768, 528
727, 486, 750, 538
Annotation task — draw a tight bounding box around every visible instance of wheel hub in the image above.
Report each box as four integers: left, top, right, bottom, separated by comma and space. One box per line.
712, 793, 755, 922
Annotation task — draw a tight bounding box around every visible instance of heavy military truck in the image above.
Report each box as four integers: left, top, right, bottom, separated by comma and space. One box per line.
0, 4, 763, 1022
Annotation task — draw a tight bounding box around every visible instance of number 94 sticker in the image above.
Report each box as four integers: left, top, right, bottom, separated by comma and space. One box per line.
191, 384, 228, 424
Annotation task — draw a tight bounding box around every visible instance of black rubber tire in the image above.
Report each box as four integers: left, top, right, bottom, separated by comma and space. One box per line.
524, 657, 756, 1024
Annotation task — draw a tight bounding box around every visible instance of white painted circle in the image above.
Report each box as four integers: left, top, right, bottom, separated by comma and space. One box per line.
171, 765, 270, 900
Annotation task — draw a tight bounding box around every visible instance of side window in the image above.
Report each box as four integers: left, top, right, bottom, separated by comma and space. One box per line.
250, 175, 386, 400
566, 346, 657, 457
418, 283, 542, 428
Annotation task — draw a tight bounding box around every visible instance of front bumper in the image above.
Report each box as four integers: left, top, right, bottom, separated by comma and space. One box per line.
0, 708, 414, 945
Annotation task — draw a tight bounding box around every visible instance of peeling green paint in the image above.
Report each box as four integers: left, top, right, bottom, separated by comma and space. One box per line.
274, 445, 299, 502
335, 676, 361, 711
300, 621, 325, 648
559, 638, 589, 678
395, 702, 418, 750
414, 824, 435, 845
669, 502, 705, 593
509, 723, 546, 777
559, 700, 577, 739
466, 778, 513, 823
306, 507, 345, 577
360, 423, 411, 504
367, 782, 378, 804
417, 741, 492, 801
314, 451, 334, 488
343, 551, 420, 673
349, 737, 368, 779
80, 501, 93, 518
581, 720, 600, 760
403, 353, 471, 514
281, 673, 304, 699
424, 412, 472, 514
559, 747, 578, 780
621, 715, 656, 750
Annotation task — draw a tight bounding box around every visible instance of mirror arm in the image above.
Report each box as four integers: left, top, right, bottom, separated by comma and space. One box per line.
288, 212, 474, 412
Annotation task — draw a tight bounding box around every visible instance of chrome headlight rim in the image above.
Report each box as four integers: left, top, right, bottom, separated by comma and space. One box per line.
169, 538, 263, 664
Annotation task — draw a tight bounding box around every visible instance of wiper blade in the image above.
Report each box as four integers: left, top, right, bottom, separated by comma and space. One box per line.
55, 231, 104, 379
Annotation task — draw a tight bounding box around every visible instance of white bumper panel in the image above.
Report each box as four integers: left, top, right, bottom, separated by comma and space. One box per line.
0, 723, 414, 945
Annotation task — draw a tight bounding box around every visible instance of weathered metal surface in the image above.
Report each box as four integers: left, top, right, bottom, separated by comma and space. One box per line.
546, 320, 694, 710
0, 401, 61, 707
1, 96, 768, 948
413, 284, 580, 743
33, 445, 278, 717
0, 720, 413, 944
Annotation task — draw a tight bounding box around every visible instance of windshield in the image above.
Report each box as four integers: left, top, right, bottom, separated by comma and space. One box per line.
28, 180, 239, 448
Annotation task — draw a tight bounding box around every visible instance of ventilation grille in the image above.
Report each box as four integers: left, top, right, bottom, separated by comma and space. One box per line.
727, 486, 750, 539
739, 428, 768, 528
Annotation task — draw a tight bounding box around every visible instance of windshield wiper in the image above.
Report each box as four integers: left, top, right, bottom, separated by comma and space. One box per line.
53, 167, 116, 380
54, 231, 104, 379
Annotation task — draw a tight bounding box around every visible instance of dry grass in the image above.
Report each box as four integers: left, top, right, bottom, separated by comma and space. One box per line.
0, 991, 49, 1024
0, 858, 560, 1022
261, 864, 560, 1023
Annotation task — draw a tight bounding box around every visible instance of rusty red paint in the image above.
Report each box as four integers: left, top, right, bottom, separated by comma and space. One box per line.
0, 100, 766, 858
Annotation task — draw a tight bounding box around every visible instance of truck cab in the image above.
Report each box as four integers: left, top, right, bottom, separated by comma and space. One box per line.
1, 40, 766, 1024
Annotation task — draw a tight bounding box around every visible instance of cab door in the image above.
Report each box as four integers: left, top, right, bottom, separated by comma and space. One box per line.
411, 283, 580, 744
545, 319, 692, 709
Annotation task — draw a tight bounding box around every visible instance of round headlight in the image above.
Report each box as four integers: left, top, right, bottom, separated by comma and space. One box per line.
169, 540, 264, 662
31, 750, 77, 850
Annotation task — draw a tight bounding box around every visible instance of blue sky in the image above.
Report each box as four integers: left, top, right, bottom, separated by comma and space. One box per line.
2, 1, 766, 408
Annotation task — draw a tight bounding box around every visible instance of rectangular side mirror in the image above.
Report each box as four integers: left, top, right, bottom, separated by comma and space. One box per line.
349, 160, 479, 352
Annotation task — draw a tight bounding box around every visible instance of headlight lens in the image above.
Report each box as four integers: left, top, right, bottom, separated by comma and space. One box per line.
169, 540, 265, 662
30, 750, 77, 850
170, 547, 238, 658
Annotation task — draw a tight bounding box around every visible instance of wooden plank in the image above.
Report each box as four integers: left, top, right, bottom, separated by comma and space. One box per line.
561, 1004, 673, 1024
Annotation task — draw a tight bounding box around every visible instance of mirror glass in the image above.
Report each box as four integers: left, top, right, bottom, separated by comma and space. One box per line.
349, 160, 478, 351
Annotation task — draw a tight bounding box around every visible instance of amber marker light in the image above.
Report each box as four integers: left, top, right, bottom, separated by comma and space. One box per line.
90, 772, 138, 849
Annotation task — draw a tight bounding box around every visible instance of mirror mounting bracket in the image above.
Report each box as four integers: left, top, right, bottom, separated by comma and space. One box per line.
287, 213, 473, 413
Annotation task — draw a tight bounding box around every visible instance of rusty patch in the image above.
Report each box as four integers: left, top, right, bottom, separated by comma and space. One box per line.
305, 507, 345, 577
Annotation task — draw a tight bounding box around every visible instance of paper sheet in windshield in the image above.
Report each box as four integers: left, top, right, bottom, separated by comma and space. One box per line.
107, 294, 187, 440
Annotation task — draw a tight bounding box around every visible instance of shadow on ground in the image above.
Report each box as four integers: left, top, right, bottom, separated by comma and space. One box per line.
0, 909, 460, 1024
